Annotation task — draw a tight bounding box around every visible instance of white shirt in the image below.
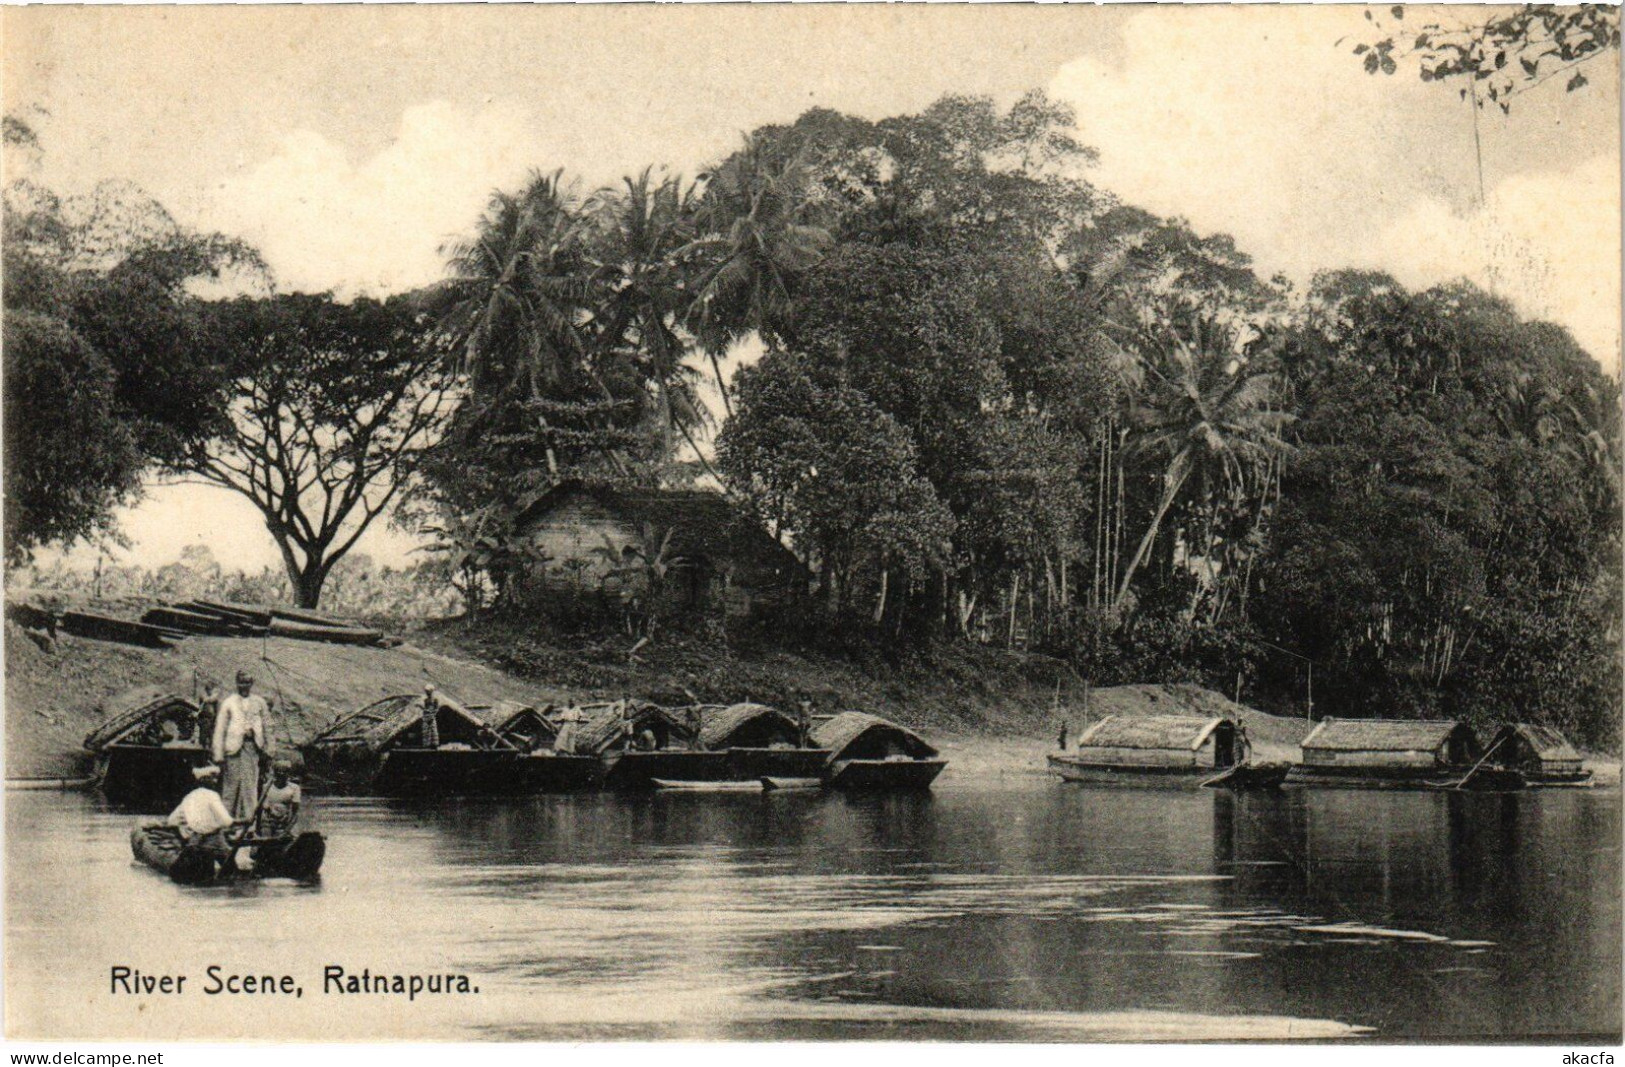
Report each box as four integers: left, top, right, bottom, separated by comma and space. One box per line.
168, 788, 234, 838
213, 693, 270, 760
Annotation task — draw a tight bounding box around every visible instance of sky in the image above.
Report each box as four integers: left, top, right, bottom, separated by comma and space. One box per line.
4, 4, 1619, 574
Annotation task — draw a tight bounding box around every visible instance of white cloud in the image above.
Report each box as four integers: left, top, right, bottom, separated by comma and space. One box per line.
203, 101, 543, 297
1051, 6, 1621, 370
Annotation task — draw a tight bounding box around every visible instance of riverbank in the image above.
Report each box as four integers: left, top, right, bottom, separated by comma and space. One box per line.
7, 614, 1614, 787
5, 613, 1309, 780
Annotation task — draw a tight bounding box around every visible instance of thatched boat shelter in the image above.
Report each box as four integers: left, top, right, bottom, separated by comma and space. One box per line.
300, 693, 519, 796
1488, 723, 1590, 786
697, 703, 801, 750
1047, 715, 1243, 786
1286, 718, 1480, 788
811, 712, 945, 789
572, 700, 699, 756
85, 687, 212, 810
489, 703, 558, 752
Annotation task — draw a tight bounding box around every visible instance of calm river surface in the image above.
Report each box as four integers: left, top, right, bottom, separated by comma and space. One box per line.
6, 780, 1619, 1041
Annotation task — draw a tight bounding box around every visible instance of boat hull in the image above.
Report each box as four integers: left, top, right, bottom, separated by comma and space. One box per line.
514, 752, 604, 792
372, 748, 534, 797
1048, 754, 1217, 788
603, 750, 732, 791
1285, 764, 1480, 790
826, 758, 946, 791
725, 747, 829, 780
98, 744, 212, 811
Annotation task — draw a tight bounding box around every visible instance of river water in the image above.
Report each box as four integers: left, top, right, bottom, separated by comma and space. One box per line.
5, 780, 1619, 1041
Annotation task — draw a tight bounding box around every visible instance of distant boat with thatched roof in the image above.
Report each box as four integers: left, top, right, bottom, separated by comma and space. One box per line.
1047, 714, 1249, 787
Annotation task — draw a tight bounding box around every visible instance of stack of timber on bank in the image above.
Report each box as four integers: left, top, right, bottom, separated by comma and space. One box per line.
1048, 715, 1244, 787
84, 687, 214, 810
811, 712, 945, 790
1284, 719, 1482, 789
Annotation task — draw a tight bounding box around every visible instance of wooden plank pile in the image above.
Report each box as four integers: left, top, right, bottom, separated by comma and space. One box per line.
9, 599, 392, 650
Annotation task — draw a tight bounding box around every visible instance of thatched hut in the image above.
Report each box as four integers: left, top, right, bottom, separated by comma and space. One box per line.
810, 712, 945, 790
490, 704, 558, 753
1488, 723, 1591, 786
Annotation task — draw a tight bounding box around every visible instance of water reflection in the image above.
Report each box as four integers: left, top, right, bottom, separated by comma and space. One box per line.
5, 782, 1618, 1041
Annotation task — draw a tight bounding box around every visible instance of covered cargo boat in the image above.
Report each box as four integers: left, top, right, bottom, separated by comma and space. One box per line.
1048, 715, 1244, 786
697, 703, 829, 781
300, 692, 523, 796
86, 688, 214, 810
491, 703, 603, 792
812, 712, 946, 790
580, 702, 728, 790
1487, 723, 1592, 787
1284, 718, 1480, 789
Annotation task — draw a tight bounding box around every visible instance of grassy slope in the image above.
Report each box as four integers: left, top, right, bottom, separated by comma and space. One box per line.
5, 613, 1319, 780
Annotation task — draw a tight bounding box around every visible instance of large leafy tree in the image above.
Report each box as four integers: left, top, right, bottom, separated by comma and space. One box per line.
185, 294, 456, 608
2, 127, 264, 561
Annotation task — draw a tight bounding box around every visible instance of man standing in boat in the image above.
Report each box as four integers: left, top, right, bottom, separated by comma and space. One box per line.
212, 670, 274, 821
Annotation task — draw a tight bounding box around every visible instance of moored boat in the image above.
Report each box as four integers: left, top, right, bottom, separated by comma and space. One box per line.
696, 703, 830, 781
85, 688, 214, 811
1485, 723, 1594, 788
490, 704, 604, 791
811, 712, 946, 790
1049, 715, 1247, 788
300, 691, 524, 797
1201, 760, 1292, 791
1283, 719, 1481, 790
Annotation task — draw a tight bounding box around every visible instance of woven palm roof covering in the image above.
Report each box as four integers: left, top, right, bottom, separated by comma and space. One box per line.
1301, 718, 1471, 752
811, 712, 938, 762
696, 703, 798, 749
84, 687, 199, 751
1490, 723, 1581, 761
571, 700, 696, 756
1074, 715, 1229, 752
307, 694, 509, 752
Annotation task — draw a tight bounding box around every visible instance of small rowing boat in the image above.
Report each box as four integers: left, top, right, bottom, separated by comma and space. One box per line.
131, 824, 325, 885
651, 778, 764, 792
1200, 761, 1292, 791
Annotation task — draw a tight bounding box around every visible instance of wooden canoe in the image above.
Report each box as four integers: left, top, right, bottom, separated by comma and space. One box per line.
131, 824, 325, 884
651, 778, 765, 792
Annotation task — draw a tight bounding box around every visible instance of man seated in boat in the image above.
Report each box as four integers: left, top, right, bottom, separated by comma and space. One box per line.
257, 757, 303, 839
167, 765, 249, 861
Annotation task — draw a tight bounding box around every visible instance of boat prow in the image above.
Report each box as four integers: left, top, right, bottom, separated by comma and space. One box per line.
131, 824, 326, 885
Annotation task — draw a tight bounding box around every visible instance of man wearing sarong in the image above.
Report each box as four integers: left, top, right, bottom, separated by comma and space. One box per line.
213, 670, 273, 820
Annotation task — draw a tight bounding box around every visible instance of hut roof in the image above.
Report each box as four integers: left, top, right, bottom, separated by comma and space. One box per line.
697, 703, 796, 749
571, 701, 695, 755
811, 711, 938, 762
1492, 723, 1582, 762
308, 694, 511, 752
84, 688, 199, 751
512, 479, 803, 572
1301, 719, 1469, 753
1074, 715, 1230, 752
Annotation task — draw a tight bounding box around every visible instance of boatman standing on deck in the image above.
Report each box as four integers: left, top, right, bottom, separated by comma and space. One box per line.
213, 670, 273, 820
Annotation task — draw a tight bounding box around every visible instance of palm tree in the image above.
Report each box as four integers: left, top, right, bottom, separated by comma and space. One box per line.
684, 136, 832, 416
436, 171, 594, 474
1112, 308, 1293, 611
586, 168, 697, 478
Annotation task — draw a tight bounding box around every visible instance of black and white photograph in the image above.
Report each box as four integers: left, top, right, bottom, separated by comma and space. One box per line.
1, 2, 1620, 1046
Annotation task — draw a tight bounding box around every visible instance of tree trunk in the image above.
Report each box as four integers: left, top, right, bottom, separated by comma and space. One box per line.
1116, 465, 1191, 610
708, 348, 734, 419
874, 567, 889, 625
